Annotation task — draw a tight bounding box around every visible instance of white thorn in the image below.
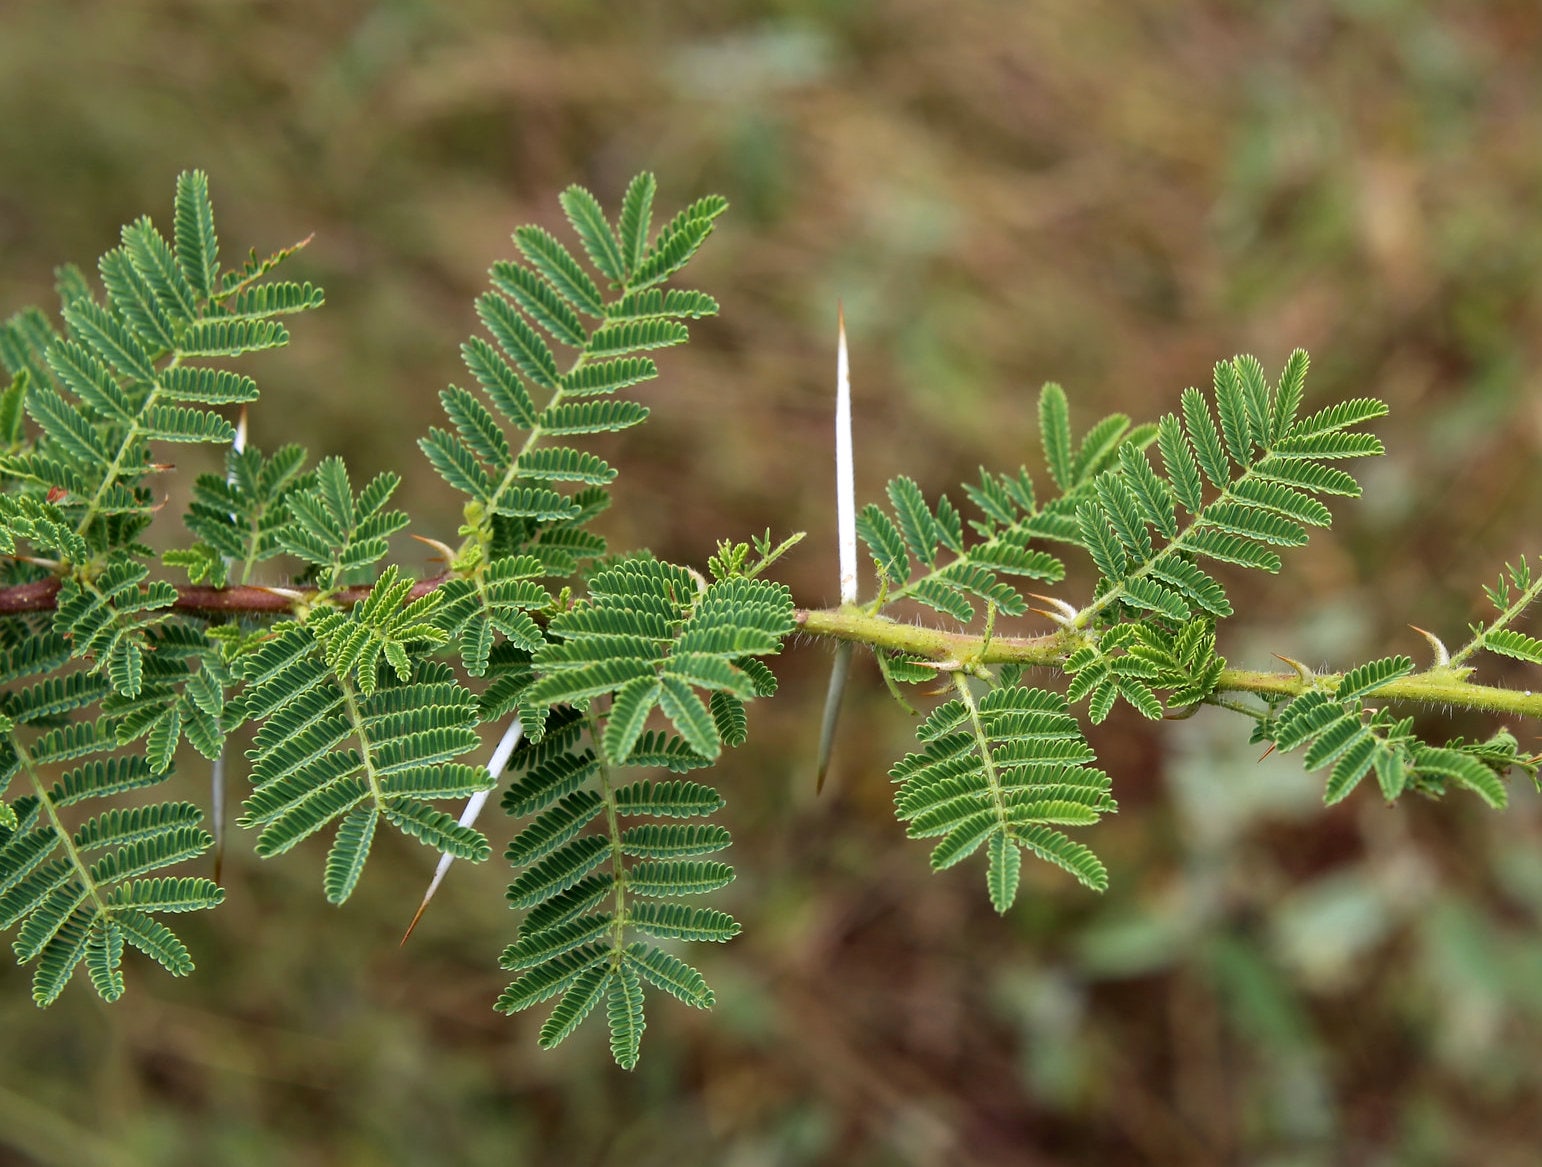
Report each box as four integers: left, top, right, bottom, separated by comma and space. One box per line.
403, 716, 523, 942
211, 749, 227, 884
819, 307, 858, 795
836, 305, 857, 605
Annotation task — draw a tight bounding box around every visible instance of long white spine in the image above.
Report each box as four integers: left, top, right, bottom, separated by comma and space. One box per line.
402, 716, 524, 941
836, 307, 857, 605
818, 308, 857, 792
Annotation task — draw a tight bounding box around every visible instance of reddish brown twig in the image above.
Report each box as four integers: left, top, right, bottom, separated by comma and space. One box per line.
0, 573, 451, 615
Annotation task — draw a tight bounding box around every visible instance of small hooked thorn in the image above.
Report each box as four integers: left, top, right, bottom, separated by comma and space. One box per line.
1408, 625, 1450, 668
411, 533, 459, 566
1272, 653, 1314, 684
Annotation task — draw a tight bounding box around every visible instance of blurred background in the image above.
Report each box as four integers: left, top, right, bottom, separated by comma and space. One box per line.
3, 1, 1542, 1164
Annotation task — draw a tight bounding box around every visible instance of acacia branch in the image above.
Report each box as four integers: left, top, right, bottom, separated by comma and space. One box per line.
5, 575, 1537, 721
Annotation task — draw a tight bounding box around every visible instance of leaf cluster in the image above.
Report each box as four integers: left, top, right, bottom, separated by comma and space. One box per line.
497, 553, 793, 1066
0, 171, 324, 701
0, 636, 220, 1004
0, 172, 755, 1032
891, 674, 1115, 909
1257, 655, 1521, 808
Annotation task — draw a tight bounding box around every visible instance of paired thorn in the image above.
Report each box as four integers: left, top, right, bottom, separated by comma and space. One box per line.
817, 305, 859, 794
1029, 593, 1080, 626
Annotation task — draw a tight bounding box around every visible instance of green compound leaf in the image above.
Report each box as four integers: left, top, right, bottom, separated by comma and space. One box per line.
238, 645, 490, 902
891, 684, 1114, 905
1484, 629, 1542, 665
1335, 655, 1413, 701
1039, 382, 1075, 491
173, 169, 220, 302
0, 720, 222, 1005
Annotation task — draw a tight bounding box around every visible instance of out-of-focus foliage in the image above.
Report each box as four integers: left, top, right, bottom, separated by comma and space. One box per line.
2, 2, 1541, 1165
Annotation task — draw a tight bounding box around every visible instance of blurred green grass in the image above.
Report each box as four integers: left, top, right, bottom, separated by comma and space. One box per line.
3, 1, 1542, 1164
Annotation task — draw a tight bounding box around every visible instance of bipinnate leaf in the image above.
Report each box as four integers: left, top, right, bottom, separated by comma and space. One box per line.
892, 684, 1114, 903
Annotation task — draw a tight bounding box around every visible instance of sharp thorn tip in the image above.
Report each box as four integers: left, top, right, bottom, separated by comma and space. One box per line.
401, 902, 429, 947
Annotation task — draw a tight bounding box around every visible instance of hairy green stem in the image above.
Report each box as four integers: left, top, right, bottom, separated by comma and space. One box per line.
1451, 569, 1542, 668
797, 606, 1542, 721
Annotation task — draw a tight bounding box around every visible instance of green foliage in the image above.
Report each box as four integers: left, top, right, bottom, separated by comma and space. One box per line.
844, 347, 1532, 898
0, 172, 316, 1004
2, 169, 1540, 1077
0, 171, 323, 705
275, 458, 408, 587
1254, 656, 1520, 808
857, 474, 1061, 622
1071, 352, 1384, 628
0, 171, 781, 1068
233, 621, 490, 903
174, 443, 312, 586
418, 177, 724, 567
891, 677, 1115, 908
0, 639, 221, 1004
497, 552, 792, 1066
494, 700, 740, 1066
525, 559, 793, 760
1466, 558, 1542, 669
